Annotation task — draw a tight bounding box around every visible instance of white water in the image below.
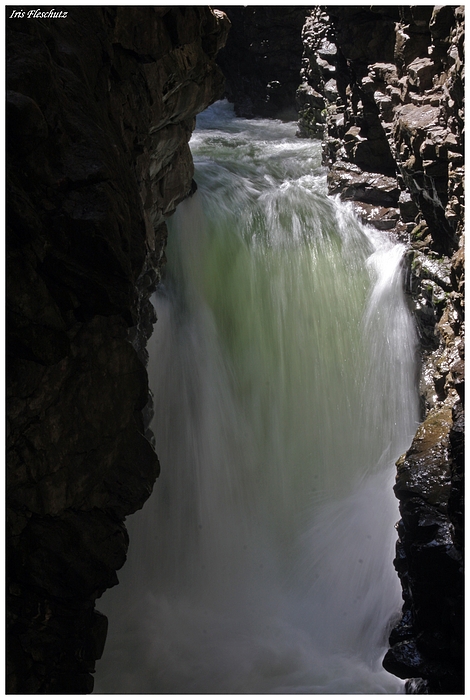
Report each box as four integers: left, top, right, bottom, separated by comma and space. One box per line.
94, 101, 419, 694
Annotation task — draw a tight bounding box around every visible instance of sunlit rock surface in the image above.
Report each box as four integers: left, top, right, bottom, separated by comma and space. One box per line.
296, 5, 464, 693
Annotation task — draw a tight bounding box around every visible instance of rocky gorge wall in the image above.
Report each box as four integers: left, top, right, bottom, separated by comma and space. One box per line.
6, 6, 229, 693
296, 6, 464, 694
215, 6, 308, 119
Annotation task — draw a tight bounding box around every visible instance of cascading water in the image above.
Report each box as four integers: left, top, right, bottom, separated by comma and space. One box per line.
94, 101, 419, 694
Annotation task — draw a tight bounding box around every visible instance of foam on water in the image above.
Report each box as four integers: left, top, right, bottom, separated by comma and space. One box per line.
94, 101, 419, 694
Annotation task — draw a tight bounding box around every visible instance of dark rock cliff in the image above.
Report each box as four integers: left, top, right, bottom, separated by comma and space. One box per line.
214, 6, 307, 119
6, 6, 229, 693
297, 6, 464, 694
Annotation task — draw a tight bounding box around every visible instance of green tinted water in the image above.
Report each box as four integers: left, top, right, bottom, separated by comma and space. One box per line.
95, 101, 419, 694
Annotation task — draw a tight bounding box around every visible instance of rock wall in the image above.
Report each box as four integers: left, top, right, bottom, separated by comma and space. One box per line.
6, 6, 229, 693
297, 6, 464, 694
214, 6, 307, 118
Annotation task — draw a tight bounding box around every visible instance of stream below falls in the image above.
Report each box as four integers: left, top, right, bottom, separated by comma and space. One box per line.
94, 101, 420, 694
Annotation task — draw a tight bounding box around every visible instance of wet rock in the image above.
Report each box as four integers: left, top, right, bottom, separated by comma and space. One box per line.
352, 202, 401, 232
327, 163, 400, 206
394, 406, 453, 508
388, 404, 464, 693
383, 639, 437, 680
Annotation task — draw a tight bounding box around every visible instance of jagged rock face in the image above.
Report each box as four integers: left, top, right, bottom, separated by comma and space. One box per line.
382, 403, 464, 693
6, 6, 229, 693
214, 6, 307, 118
298, 6, 464, 694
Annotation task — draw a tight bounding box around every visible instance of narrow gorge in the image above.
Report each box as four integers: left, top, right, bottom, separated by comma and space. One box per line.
6, 5, 464, 695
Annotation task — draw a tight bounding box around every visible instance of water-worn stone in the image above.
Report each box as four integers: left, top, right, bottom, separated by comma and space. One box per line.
394, 406, 453, 507
6, 6, 229, 693
386, 404, 464, 694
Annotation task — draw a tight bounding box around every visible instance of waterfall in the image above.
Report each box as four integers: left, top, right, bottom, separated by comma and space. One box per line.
94, 101, 419, 694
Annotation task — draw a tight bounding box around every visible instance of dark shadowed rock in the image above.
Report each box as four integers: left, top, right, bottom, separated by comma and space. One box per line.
6, 6, 229, 693
215, 6, 307, 119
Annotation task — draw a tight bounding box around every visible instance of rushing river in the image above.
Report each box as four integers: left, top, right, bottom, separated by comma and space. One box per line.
94, 101, 419, 694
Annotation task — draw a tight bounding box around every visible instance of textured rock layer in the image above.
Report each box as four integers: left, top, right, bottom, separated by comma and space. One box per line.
297, 6, 464, 694
6, 6, 228, 693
